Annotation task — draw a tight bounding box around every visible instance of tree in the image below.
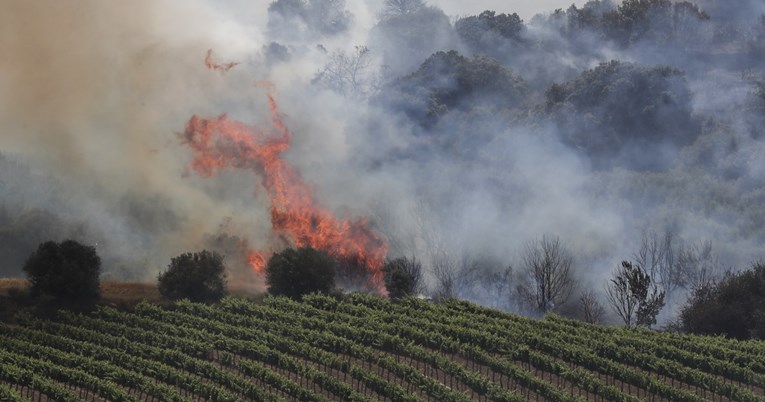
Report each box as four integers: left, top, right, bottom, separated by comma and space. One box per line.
23, 240, 101, 305
381, 50, 528, 129
579, 290, 605, 324
268, 0, 352, 39
543, 60, 698, 170
430, 252, 458, 301
382, 256, 423, 299
455, 10, 525, 58
680, 262, 765, 339
313, 46, 379, 97
606, 260, 665, 328
634, 230, 681, 299
378, 0, 427, 20
563, 1, 617, 35
634, 231, 723, 301
602, 0, 709, 46
520, 236, 576, 314
369, 1, 454, 76
158, 250, 227, 303
378, 0, 426, 21
675, 240, 724, 291
266, 247, 336, 299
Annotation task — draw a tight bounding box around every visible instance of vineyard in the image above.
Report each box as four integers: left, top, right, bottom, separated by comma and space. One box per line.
1, 293, 764, 402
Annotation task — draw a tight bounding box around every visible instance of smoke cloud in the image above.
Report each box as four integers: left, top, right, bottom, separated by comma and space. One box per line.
1, 0, 764, 323
0, 0, 268, 282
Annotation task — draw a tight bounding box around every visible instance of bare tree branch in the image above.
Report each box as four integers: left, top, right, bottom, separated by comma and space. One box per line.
521, 235, 576, 313
313, 46, 379, 97
579, 290, 605, 324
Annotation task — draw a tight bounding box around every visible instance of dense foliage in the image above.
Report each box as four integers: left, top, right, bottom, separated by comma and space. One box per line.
22, 240, 101, 305
157, 250, 227, 303
370, 0, 454, 76
548, 0, 710, 46
681, 262, 765, 339
456, 11, 525, 59
268, 0, 352, 37
544, 60, 698, 169
381, 50, 528, 129
382, 256, 423, 298
266, 247, 336, 299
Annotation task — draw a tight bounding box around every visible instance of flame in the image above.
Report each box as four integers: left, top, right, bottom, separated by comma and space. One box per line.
181, 83, 388, 292
205, 49, 239, 73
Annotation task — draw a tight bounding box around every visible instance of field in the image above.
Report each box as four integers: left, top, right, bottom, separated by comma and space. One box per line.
0, 291, 764, 402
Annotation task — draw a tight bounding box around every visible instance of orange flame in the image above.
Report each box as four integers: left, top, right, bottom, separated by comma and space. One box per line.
181, 85, 388, 292
204, 49, 239, 73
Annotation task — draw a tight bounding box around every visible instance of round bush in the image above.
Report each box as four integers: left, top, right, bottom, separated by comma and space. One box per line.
23, 240, 101, 304
158, 250, 227, 303
266, 247, 336, 299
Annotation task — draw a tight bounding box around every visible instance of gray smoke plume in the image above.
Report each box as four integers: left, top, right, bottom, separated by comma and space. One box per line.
1, 0, 764, 323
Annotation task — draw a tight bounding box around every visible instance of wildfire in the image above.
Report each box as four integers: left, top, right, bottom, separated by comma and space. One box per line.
182, 70, 388, 291
204, 49, 239, 73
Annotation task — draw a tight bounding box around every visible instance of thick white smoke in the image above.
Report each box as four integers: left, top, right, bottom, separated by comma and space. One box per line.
1, 0, 763, 325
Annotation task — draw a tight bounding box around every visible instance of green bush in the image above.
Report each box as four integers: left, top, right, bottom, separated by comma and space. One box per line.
266, 247, 336, 299
23, 240, 101, 305
158, 250, 227, 303
382, 256, 423, 299
680, 262, 765, 339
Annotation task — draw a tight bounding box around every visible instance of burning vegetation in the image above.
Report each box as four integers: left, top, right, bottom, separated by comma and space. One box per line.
182, 63, 388, 292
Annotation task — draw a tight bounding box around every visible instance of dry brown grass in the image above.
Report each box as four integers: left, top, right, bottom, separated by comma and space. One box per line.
99, 281, 162, 304
0, 278, 265, 312
0, 278, 27, 296
0, 278, 162, 302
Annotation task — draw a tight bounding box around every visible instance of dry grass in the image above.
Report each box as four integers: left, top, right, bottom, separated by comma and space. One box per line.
99, 281, 162, 304
0, 278, 266, 323
0, 278, 161, 302
1, 278, 263, 302
0, 278, 27, 296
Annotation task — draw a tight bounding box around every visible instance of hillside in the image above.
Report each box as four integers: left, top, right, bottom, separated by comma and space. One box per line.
1, 293, 764, 402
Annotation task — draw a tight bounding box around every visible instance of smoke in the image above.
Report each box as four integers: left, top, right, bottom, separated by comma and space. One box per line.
1, 0, 764, 324
0, 0, 267, 281
434, 1, 587, 20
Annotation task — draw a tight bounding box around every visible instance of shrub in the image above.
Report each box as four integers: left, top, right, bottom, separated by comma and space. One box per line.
680, 262, 765, 339
266, 247, 335, 299
23, 240, 101, 305
158, 250, 227, 303
382, 256, 423, 299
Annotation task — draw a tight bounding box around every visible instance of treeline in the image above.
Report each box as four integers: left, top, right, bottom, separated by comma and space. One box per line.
8, 232, 765, 340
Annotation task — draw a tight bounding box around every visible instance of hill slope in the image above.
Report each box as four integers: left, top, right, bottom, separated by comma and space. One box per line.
1, 293, 764, 402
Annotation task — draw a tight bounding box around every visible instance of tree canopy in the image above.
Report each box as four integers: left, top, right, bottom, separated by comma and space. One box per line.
544, 60, 698, 169
605, 260, 665, 328
381, 50, 528, 129
456, 11, 526, 59
681, 262, 765, 339
23, 240, 101, 305
158, 250, 227, 303
268, 0, 352, 38
266, 247, 336, 299
382, 256, 423, 298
